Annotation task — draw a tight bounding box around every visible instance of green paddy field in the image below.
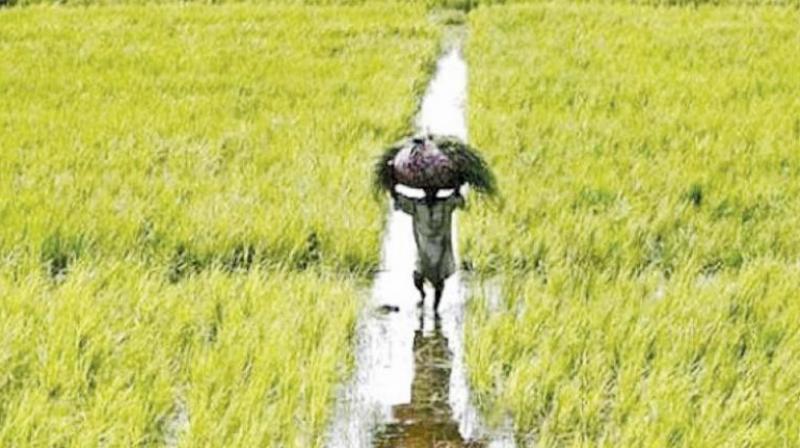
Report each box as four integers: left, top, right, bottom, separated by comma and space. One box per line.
464, 4, 800, 446
2, 1, 799, 446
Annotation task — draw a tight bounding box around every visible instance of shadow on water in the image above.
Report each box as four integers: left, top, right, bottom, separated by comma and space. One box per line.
375, 312, 482, 448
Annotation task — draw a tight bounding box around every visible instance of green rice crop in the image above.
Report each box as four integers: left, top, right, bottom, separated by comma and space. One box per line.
0, 4, 439, 276
0, 262, 360, 446
464, 4, 800, 445
0, 0, 477, 9
467, 262, 800, 446
0, 4, 439, 446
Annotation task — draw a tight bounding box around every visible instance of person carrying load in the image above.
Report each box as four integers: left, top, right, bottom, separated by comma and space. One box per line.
374, 133, 496, 313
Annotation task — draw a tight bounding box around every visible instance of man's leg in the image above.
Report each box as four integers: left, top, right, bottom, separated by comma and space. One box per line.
433, 280, 445, 314
413, 270, 425, 306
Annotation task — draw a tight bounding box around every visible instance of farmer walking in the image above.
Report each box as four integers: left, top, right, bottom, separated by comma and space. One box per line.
374, 133, 495, 313
394, 188, 464, 311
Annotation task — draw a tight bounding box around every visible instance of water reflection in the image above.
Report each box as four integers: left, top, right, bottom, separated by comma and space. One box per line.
326, 45, 515, 448
375, 312, 483, 448
325, 210, 505, 447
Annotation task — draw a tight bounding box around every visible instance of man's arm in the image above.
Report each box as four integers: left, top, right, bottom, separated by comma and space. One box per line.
394, 193, 417, 215
440, 186, 466, 210
447, 193, 466, 210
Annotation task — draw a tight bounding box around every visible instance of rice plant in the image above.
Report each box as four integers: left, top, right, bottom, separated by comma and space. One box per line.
463, 4, 800, 445
0, 4, 440, 277
0, 4, 439, 446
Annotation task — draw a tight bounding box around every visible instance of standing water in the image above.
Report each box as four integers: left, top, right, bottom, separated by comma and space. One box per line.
326, 47, 515, 447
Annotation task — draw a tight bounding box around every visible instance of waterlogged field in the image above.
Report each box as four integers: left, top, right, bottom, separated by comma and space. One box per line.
464, 4, 800, 445
0, 4, 439, 446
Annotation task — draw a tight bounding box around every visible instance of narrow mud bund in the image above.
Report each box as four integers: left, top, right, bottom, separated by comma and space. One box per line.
327, 48, 515, 448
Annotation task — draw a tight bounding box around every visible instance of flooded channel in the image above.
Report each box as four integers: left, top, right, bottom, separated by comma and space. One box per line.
326, 46, 515, 448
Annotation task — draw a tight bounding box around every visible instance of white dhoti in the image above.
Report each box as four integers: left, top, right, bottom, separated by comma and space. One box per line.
394, 193, 463, 286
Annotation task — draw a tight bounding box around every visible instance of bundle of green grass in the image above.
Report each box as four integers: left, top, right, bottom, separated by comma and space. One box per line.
373, 133, 496, 196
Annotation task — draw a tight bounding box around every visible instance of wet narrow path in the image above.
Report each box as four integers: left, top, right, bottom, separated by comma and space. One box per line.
326, 46, 515, 448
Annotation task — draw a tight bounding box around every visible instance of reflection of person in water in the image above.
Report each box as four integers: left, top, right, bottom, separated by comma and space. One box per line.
394, 190, 464, 313
376, 314, 475, 447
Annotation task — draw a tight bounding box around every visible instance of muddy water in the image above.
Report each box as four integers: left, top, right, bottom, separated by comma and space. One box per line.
326, 47, 515, 448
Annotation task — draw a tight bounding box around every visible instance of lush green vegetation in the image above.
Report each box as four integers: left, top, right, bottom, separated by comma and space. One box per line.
0, 4, 439, 275
0, 263, 359, 446
2, 0, 796, 11
464, 4, 800, 445
5, 0, 799, 445
0, 4, 439, 446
